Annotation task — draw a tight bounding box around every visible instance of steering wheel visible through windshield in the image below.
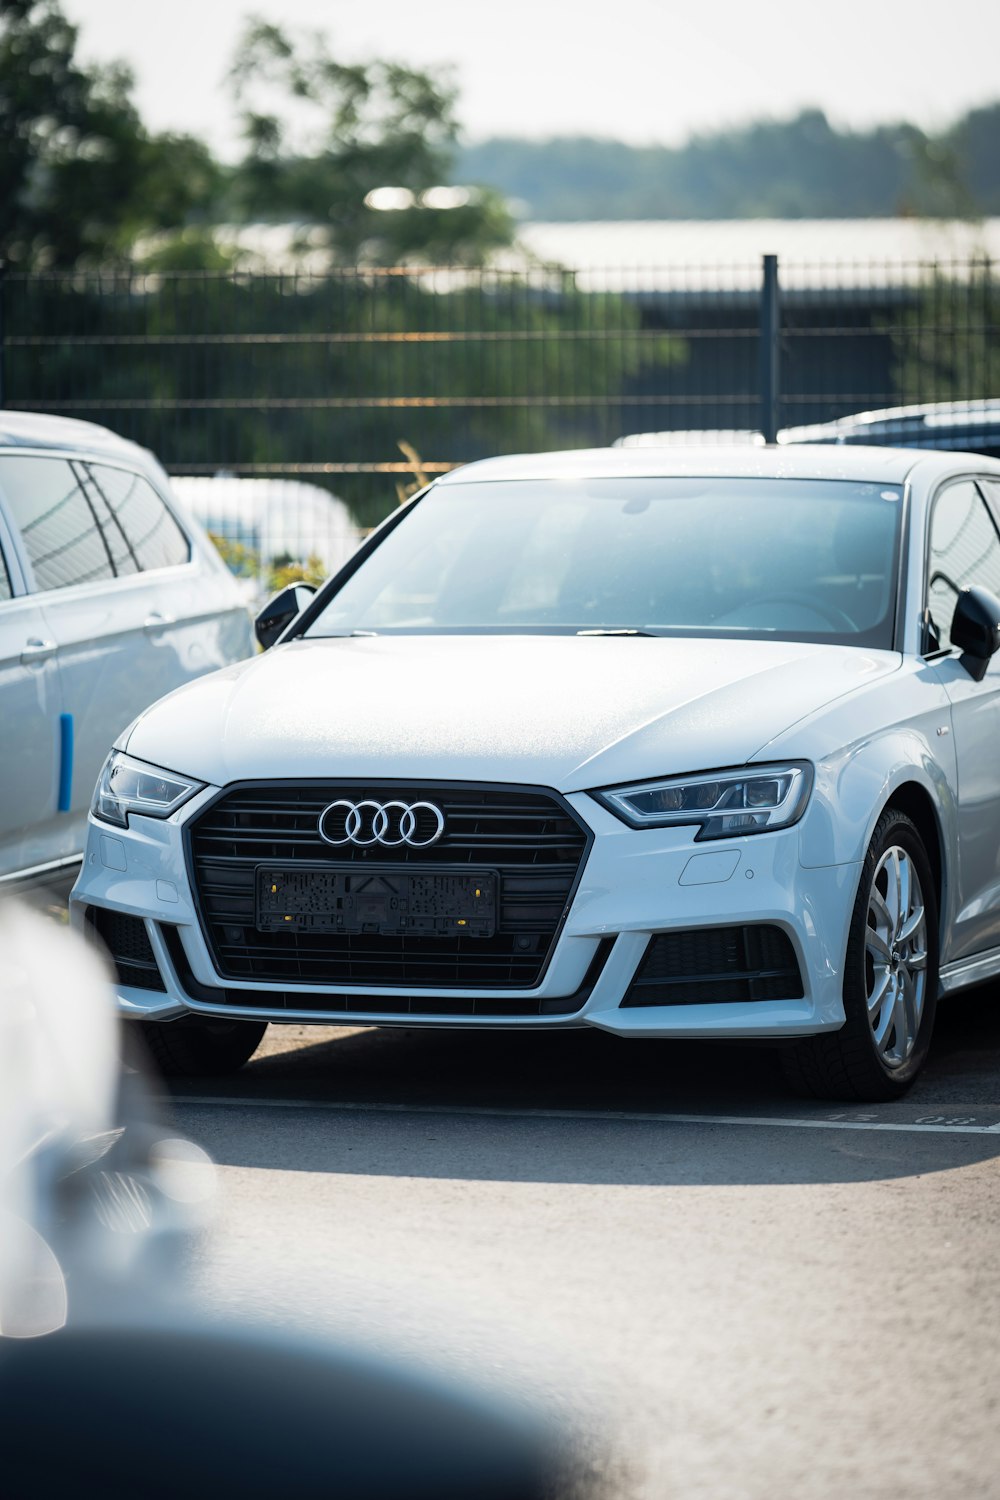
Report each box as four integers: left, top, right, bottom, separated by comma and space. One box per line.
307, 476, 903, 648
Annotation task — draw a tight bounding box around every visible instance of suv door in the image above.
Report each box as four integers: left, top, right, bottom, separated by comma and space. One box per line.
0, 506, 65, 882
0, 453, 203, 856
926, 476, 1000, 960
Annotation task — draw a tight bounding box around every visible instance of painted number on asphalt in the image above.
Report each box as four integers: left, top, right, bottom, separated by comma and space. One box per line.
913, 1115, 982, 1126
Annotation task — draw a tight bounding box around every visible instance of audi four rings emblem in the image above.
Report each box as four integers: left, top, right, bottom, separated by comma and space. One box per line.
318, 799, 446, 848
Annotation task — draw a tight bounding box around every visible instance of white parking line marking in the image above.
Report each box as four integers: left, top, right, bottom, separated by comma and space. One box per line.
165, 1097, 1000, 1136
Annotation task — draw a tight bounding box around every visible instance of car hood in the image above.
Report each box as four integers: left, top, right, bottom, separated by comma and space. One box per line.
124, 635, 899, 791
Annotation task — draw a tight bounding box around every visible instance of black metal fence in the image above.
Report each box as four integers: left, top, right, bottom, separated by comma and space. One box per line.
1, 252, 996, 539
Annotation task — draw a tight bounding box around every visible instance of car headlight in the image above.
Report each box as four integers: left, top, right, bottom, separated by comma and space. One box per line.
92, 751, 204, 829
593, 762, 813, 840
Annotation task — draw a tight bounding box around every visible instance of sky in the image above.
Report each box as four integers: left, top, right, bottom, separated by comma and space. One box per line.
64, 0, 1000, 159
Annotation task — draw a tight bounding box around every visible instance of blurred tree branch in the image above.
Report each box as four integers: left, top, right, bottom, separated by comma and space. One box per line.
0, 0, 220, 268
225, 15, 514, 265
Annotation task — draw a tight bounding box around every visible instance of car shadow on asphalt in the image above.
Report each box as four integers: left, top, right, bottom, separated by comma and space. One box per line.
160, 983, 1000, 1188
169, 978, 1000, 1110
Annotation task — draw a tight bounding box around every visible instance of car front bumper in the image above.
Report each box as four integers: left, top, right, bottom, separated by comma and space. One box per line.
70, 786, 860, 1039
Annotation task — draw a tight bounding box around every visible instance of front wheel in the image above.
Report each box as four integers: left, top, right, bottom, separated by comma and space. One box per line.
782, 809, 938, 1101
136, 1016, 267, 1078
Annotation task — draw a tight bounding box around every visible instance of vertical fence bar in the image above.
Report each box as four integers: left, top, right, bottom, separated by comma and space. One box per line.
759, 252, 780, 442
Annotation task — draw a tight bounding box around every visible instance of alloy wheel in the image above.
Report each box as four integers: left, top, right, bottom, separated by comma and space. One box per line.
864, 844, 928, 1069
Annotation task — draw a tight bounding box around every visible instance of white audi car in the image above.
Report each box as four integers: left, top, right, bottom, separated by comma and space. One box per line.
70, 446, 1000, 1100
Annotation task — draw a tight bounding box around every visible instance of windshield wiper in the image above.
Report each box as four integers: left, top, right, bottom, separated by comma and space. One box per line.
576, 627, 659, 636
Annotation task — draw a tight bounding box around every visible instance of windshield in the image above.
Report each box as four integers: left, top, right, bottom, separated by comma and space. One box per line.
307, 477, 903, 647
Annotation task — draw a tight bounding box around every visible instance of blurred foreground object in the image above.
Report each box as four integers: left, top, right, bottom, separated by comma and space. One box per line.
0, 903, 593, 1498
0, 903, 215, 1334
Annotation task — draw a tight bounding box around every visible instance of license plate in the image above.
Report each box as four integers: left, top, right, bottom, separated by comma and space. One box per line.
255, 864, 498, 937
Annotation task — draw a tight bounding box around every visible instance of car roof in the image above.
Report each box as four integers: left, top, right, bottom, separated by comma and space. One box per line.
614, 429, 763, 449
436, 443, 1000, 487
0, 410, 151, 463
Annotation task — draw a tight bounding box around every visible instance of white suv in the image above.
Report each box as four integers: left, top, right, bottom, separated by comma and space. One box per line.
0, 412, 253, 891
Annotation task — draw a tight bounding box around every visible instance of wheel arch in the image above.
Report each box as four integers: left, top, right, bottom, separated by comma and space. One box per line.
801, 729, 955, 876
882, 780, 944, 920
783, 772, 946, 1102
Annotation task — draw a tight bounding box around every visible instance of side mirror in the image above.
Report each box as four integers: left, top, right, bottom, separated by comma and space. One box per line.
951, 585, 1000, 682
254, 583, 316, 651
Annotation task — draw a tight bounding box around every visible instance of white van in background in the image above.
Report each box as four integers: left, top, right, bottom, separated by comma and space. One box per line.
170, 476, 361, 602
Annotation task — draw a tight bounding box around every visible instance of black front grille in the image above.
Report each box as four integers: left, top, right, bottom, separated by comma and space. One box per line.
186, 781, 592, 989
621, 925, 803, 1007
85, 906, 166, 992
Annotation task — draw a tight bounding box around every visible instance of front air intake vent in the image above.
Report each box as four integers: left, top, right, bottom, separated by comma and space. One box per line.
621, 924, 803, 1007
85, 906, 166, 992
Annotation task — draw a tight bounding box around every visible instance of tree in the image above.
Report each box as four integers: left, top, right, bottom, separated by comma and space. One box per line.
0, 0, 219, 268
227, 18, 515, 264
947, 104, 1000, 216
455, 109, 998, 221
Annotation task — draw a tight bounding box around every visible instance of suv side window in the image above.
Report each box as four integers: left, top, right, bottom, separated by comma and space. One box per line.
978, 476, 1000, 525
0, 541, 11, 602
927, 480, 1000, 651
86, 463, 190, 571
0, 455, 116, 592
78, 467, 140, 577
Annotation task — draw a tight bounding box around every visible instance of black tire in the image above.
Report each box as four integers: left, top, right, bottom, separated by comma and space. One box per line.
136, 1015, 267, 1078
782, 808, 939, 1102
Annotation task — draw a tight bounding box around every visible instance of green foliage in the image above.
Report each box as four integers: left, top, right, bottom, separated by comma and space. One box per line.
208, 533, 326, 594
269, 553, 328, 592
136, 229, 242, 274
458, 107, 999, 221
937, 104, 1000, 215
0, 0, 220, 268
208, 532, 260, 578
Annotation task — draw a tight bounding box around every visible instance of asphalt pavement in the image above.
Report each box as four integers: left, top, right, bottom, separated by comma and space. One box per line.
158, 991, 1000, 1499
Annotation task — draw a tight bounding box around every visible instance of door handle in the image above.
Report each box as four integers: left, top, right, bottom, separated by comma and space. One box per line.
20, 637, 57, 664
143, 613, 175, 632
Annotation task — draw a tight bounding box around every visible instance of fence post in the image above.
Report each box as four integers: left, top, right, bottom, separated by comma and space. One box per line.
759, 253, 780, 443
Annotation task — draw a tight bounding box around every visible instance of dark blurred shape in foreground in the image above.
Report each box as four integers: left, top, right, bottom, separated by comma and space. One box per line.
0, 1322, 569, 1500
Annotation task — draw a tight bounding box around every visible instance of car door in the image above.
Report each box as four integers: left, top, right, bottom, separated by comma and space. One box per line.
925, 475, 1000, 961
0, 499, 65, 882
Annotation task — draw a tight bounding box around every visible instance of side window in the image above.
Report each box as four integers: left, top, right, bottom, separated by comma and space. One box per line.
87, 464, 190, 571
0, 455, 115, 592
927, 480, 1000, 650
79, 468, 139, 576
978, 476, 1000, 526
0, 537, 11, 602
